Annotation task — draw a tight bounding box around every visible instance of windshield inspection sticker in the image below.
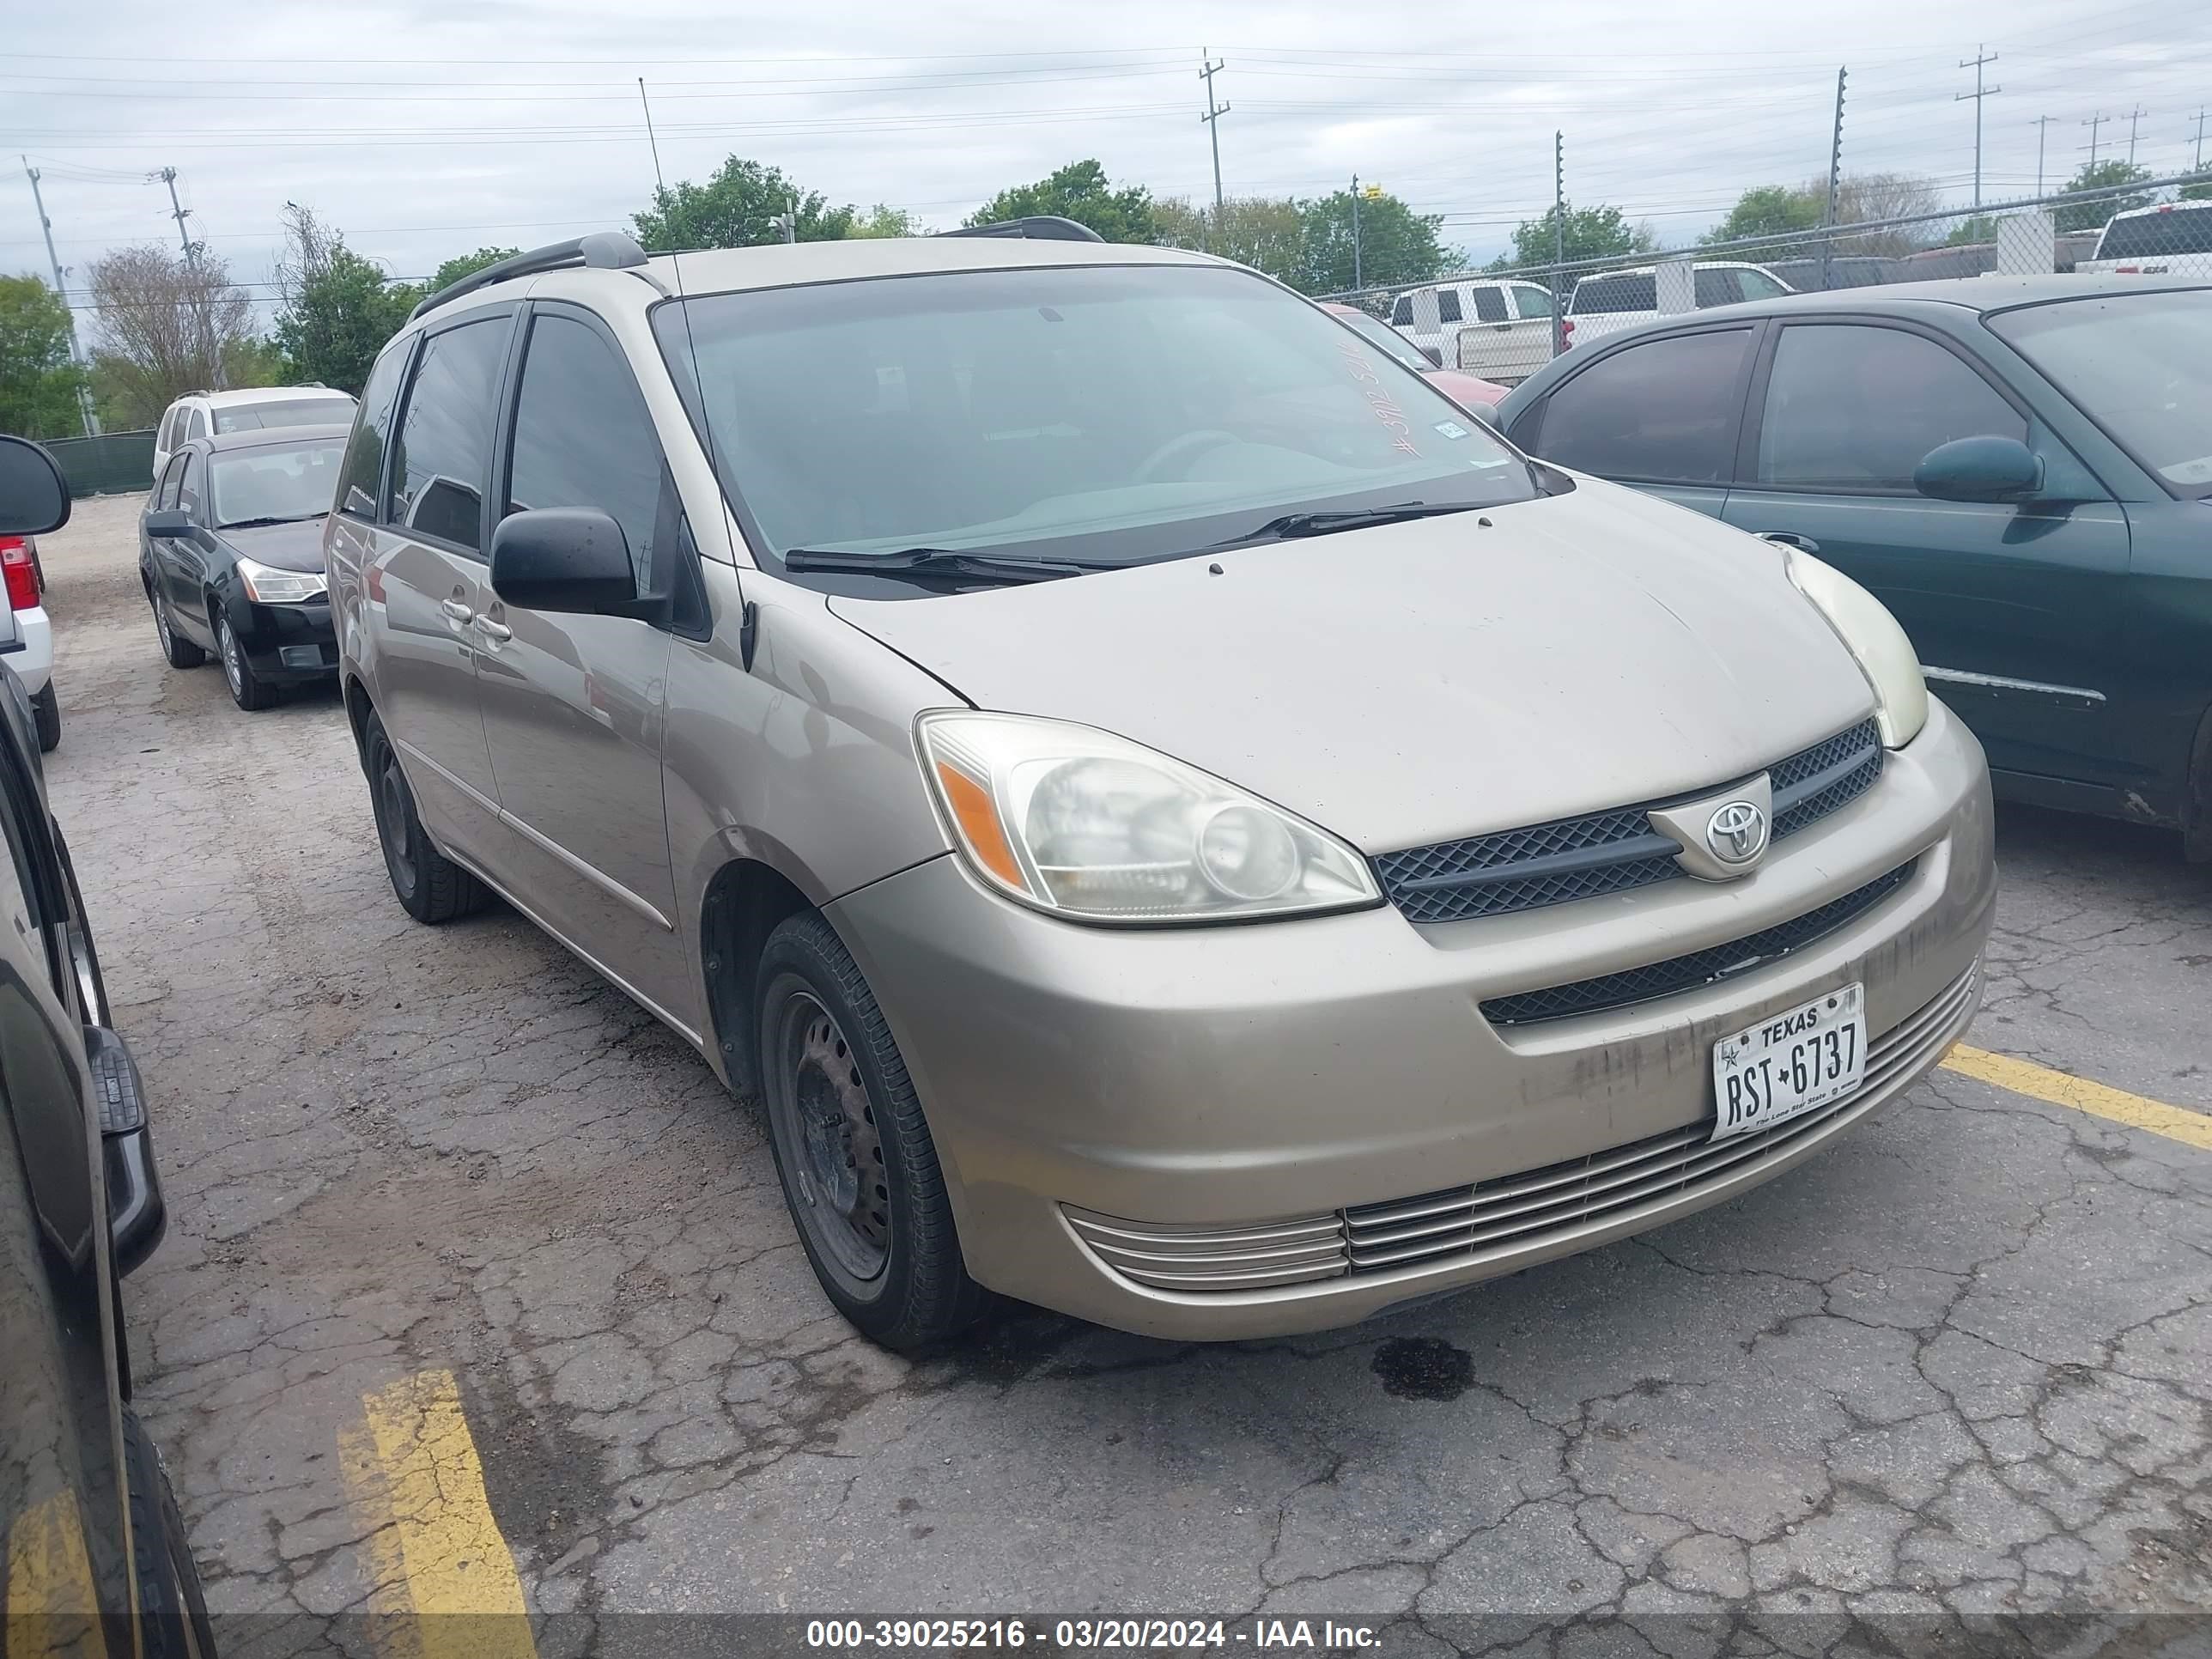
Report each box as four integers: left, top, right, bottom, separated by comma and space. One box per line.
1433, 419, 1470, 440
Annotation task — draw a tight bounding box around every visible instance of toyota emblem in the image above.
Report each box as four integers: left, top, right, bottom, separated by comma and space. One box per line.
1705, 799, 1769, 866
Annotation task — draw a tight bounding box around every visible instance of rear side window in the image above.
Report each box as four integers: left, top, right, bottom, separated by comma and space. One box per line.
1533, 328, 1754, 483
504, 313, 667, 597
339, 341, 414, 519
1692, 269, 1741, 308
1471, 288, 1509, 323
159, 407, 182, 450
1756, 324, 2025, 491
1514, 286, 1554, 319
386, 318, 511, 552
1390, 295, 1413, 326
1435, 289, 1463, 324
1571, 273, 1657, 314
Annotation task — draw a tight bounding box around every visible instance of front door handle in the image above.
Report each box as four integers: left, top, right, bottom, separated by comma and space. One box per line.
441, 598, 474, 623
473, 616, 512, 643
1756, 532, 1821, 554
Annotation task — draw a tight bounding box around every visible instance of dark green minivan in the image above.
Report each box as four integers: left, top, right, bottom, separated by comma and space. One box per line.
1498, 276, 2212, 856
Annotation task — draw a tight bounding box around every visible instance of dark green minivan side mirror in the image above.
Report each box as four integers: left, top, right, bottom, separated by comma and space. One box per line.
0, 435, 70, 538
1914, 435, 2044, 504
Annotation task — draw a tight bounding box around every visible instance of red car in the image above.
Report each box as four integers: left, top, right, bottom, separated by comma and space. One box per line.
1322, 302, 1508, 411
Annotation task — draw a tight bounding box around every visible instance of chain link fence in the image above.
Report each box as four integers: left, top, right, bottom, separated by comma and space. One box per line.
1323, 174, 2212, 387
41, 430, 156, 499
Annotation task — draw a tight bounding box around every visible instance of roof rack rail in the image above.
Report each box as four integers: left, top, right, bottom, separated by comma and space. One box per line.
409, 232, 651, 322
939, 216, 1104, 244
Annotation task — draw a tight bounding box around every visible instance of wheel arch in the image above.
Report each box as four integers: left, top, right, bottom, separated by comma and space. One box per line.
699, 857, 814, 1102
2184, 699, 2212, 862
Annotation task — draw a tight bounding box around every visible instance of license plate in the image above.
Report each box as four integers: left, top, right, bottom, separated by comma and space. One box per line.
1711, 981, 1865, 1139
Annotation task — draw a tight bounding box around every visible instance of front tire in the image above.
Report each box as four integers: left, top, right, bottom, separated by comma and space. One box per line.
122, 1411, 216, 1659
361, 709, 489, 924
216, 613, 278, 711
757, 912, 985, 1350
30, 683, 58, 753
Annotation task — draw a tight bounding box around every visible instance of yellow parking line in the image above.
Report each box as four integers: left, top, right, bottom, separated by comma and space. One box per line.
338, 1370, 537, 1659
1942, 1045, 2212, 1152
3, 1486, 101, 1656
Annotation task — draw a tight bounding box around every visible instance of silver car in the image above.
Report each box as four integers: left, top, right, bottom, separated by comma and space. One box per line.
326, 223, 1995, 1348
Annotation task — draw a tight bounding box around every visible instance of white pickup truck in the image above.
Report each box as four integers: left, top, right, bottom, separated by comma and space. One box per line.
2074, 200, 2212, 276
1388, 278, 1559, 385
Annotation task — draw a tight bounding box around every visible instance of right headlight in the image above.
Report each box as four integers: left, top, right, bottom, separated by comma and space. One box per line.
1784, 548, 1928, 749
915, 711, 1381, 925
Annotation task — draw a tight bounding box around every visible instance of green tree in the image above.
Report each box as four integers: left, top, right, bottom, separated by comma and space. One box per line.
428, 246, 521, 292
1298, 186, 1447, 293
2056, 160, 2154, 233
1703, 185, 1824, 253
1154, 195, 1309, 285
273, 206, 419, 395
844, 204, 921, 239
1946, 214, 2001, 246
1493, 202, 1656, 273
634, 156, 855, 249
0, 275, 88, 440
2184, 175, 2211, 202
86, 245, 260, 427
967, 160, 1157, 243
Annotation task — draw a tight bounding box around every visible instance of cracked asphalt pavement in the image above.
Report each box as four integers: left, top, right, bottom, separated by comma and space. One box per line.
34, 495, 2212, 1651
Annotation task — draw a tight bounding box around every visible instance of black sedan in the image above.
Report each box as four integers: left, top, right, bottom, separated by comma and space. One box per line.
141, 425, 347, 710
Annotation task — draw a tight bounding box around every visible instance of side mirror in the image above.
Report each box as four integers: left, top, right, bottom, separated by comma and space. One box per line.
489, 507, 636, 616
144, 508, 191, 538
1914, 435, 2044, 504
0, 435, 70, 538
1469, 401, 1503, 428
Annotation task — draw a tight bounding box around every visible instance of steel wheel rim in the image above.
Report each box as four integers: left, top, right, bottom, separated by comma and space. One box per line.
777, 991, 890, 1281
374, 750, 416, 894
219, 618, 244, 698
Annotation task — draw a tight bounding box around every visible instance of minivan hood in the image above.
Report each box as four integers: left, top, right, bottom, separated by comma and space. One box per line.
828, 478, 1877, 851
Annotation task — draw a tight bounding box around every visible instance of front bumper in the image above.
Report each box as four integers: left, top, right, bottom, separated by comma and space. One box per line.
227, 594, 337, 682
828, 699, 1996, 1340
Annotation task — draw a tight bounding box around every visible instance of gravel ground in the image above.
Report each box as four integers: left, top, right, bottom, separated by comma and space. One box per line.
33, 490, 2212, 1654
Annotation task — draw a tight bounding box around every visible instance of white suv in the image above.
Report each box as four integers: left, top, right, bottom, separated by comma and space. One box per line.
1565, 260, 1794, 345
151, 386, 357, 483
1388, 279, 1558, 382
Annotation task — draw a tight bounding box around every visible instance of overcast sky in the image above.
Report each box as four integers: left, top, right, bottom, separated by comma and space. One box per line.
5, 0, 2207, 325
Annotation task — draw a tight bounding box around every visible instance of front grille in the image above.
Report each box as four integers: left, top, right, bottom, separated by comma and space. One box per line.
1345, 957, 1978, 1275
1374, 718, 1884, 924
1478, 859, 1916, 1027
1067, 958, 1979, 1295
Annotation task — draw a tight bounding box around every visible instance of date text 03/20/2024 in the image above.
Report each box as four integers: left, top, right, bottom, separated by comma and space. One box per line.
804, 1619, 1383, 1650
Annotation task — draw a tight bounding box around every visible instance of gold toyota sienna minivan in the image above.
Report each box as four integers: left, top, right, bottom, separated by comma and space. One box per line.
325, 222, 1996, 1348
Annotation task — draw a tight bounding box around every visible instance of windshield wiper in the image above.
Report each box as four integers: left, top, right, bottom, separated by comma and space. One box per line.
219, 514, 323, 530
782, 547, 1112, 586
1222, 501, 1486, 545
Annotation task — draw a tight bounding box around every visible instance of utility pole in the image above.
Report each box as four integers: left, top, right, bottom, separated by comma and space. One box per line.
19, 159, 98, 436
1199, 51, 1229, 235
1955, 46, 2001, 208
1349, 173, 1362, 290
1551, 131, 1566, 359
2124, 104, 2148, 166
1820, 68, 1847, 292
2192, 108, 2209, 173
155, 166, 225, 390
2028, 115, 2059, 196
2081, 111, 2108, 167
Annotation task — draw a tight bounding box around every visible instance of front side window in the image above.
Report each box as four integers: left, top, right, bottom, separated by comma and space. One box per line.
505, 313, 665, 594
177, 450, 204, 518
210, 440, 347, 528
1989, 291, 2212, 494
1513, 286, 1554, 319
1435, 289, 1463, 324
1737, 269, 1790, 301
1692, 268, 1741, 308
184, 407, 208, 441
160, 407, 183, 450
155, 455, 186, 511
1390, 294, 1413, 325
1757, 325, 2024, 491
1534, 329, 1753, 483
655, 264, 1534, 579
387, 318, 510, 551
340, 340, 413, 519
1471, 288, 1510, 323
213, 396, 356, 434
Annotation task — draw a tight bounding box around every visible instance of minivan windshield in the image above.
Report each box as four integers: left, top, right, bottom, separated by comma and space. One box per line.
1987, 290, 2212, 495
655, 264, 1534, 577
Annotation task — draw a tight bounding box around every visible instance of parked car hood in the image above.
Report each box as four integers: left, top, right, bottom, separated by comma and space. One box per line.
222, 518, 328, 572
827, 477, 1878, 851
